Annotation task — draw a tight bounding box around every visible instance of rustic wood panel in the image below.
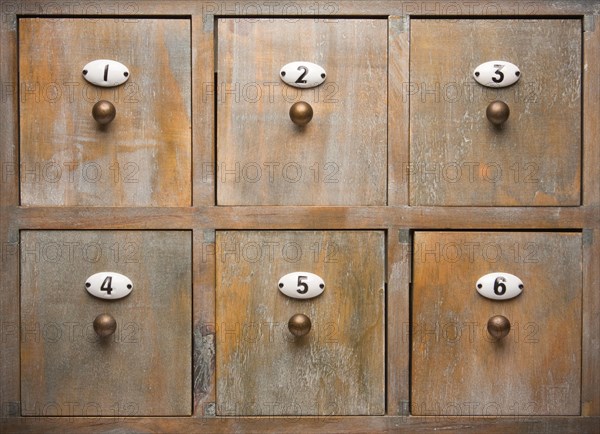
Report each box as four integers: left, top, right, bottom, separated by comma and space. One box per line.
388, 16, 410, 206
19, 18, 191, 206
20, 231, 192, 416
216, 231, 385, 415
193, 229, 216, 416
10, 206, 598, 230
217, 19, 387, 205
386, 229, 411, 415
193, 15, 216, 206
412, 232, 582, 415
2, 415, 600, 434
410, 19, 581, 206
0, 6, 20, 416
583, 17, 600, 207
582, 229, 600, 416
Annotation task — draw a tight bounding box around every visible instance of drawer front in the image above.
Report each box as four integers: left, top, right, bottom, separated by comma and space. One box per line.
412, 232, 582, 415
19, 18, 191, 206
410, 19, 581, 206
216, 19, 387, 205
20, 231, 192, 416
216, 231, 385, 415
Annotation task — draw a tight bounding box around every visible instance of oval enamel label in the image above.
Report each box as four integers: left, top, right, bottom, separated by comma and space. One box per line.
280, 61, 326, 89
473, 60, 520, 88
85, 272, 133, 300
278, 272, 325, 299
82, 59, 130, 87
476, 272, 523, 300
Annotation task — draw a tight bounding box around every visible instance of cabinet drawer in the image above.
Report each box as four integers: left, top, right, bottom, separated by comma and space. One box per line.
19, 18, 191, 206
216, 19, 387, 205
215, 231, 385, 415
20, 231, 192, 416
409, 19, 581, 206
411, 232, 582, 415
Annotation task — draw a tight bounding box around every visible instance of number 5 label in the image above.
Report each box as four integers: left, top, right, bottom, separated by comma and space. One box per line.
278, 272, 325, 299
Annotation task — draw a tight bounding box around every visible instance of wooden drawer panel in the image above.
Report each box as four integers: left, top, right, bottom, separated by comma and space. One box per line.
19, 18, 191, 206
20, 231, 192, 416
409, 19, 581, 206
217, 19, 387, 205
216, 231, 385, 415
412, 231, 582, 415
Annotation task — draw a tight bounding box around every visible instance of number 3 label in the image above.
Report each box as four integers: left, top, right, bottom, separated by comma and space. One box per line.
473, 60, 520, 88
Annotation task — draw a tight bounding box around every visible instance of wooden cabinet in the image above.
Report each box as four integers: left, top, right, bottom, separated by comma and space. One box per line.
2, 3, 598, 433
20, 231, 192, 416
412, 232, 582, 415
19, 18, 191, 206
410, 19, 581, 206
215, 231, 385, 415
217, 19, 387, 205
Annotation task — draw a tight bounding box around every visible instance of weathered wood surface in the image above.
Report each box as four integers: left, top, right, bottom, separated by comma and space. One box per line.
412, 232, 582, 415
2, 415, 600, 434
216, 231, 385, 415
20, 231, 192, 415
410, 19, 581, 206
19, 18, 191, 206
217, 19, 387, 205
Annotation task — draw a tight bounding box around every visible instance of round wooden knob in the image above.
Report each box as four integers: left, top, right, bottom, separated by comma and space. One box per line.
486, 100, 510, 126
93, 313, 117, 337
92, 100, 116, 125
288, 313, 312, 337
289, 101, 313, 126
487, 315, 511, 340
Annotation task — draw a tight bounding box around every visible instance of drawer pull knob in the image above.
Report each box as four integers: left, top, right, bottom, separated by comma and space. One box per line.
487, 315, 511, 340
486, 100, 510, 127
289, 101, 313, 126
93, 313, 117, 337
288, 313, 311, 337
92, 100, 116, 125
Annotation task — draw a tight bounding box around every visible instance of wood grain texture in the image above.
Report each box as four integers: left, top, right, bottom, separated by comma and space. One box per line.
386, 229, 411, 415
193, 14, 216, 206
193, 229, 216, 416
410, 19, 581, 206
19, 18, 191, 206
2, 415, 600, 434
217, 19, 387, 205
582, 229, 600, 415
10, 205, 599, 230
20, 231, 192, 416
0, 5, 20, 415
412, 232, 582, 415
388, 16, 410, 206
216, 231, 385, 415
583, 17, 600, 207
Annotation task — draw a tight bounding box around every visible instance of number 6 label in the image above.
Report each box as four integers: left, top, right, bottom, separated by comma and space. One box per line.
278, 272, 325, 299
476, 272, 523, 300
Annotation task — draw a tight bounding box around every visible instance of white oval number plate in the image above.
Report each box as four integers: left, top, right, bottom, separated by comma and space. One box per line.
476, 272, 523, 300
85, 272, 133, 300
473, 60, 520, 88
280, 61, 326, 89
82, 59, 130, 87
278, 272, 325, 299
